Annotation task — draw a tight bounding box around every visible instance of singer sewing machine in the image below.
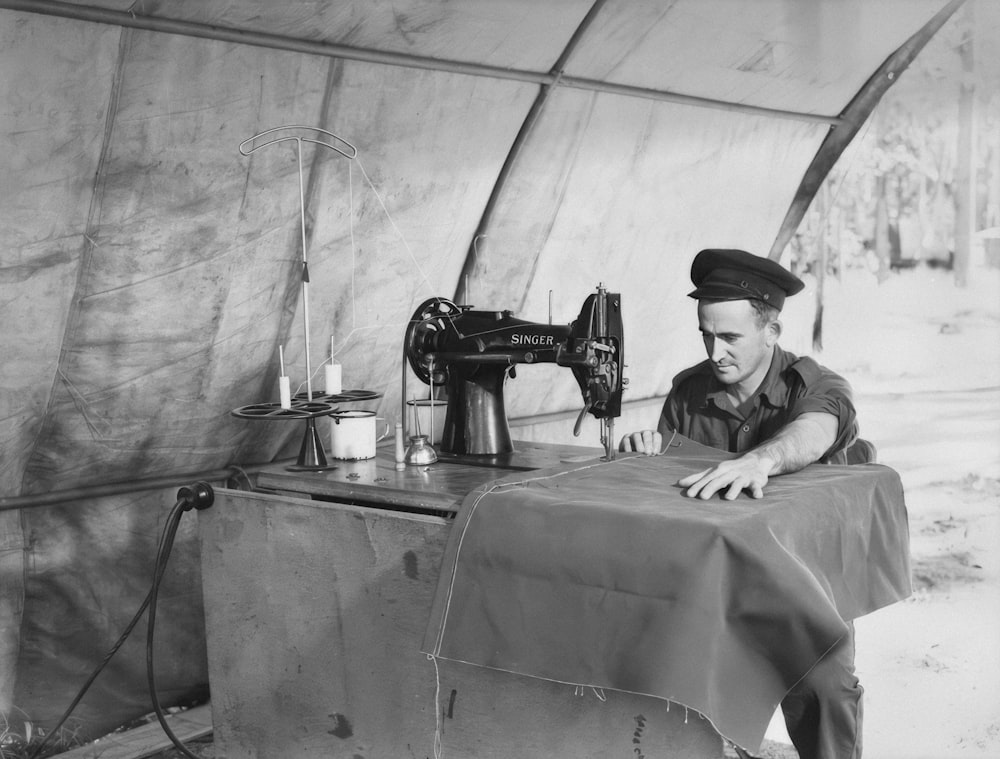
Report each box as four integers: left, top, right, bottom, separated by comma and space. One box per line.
404, 285, 624, 459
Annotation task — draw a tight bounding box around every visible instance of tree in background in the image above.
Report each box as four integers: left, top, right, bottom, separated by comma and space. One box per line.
795, 0, 999, 296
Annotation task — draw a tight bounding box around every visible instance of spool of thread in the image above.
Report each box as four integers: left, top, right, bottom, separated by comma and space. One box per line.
279, 375, 292, 409
325, 362, 342, 395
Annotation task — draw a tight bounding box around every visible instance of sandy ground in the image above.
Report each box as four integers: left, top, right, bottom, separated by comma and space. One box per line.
761, 265, 1000, 759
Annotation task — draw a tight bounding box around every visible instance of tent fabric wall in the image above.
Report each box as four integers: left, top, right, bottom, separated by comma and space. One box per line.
0, 0, 952, 743
15, 489, 209, 734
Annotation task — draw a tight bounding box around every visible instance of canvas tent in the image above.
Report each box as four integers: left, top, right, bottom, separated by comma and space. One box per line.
0, 0, 960, 747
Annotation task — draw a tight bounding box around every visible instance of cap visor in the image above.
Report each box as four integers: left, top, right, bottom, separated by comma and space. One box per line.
687, 283, 759, 301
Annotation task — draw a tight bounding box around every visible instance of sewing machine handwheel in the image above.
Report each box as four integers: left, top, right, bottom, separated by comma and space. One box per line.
405, 296, 461, 384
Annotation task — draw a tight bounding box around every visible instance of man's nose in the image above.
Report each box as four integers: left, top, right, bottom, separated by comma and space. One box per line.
709, 340, 727, 362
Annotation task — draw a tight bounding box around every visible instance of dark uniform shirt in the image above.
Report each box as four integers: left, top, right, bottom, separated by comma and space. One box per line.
658, 346, 858, 464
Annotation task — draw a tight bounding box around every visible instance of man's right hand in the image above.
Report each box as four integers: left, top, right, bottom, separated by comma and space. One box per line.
619, 430, 663, 455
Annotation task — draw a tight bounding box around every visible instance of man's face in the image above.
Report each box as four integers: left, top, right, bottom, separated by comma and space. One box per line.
697, 299, 777, 387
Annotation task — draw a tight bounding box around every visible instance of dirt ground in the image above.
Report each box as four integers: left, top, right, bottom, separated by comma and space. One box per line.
758, 266, 1000, 759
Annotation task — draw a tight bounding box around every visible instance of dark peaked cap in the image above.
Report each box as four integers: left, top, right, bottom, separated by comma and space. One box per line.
687, 248, 804, 311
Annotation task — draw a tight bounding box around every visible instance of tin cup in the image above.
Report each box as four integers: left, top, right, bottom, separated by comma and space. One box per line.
329, 409, 389, 460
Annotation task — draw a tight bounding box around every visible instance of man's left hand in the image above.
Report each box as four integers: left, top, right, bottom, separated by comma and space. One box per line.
678, 454, 774, 500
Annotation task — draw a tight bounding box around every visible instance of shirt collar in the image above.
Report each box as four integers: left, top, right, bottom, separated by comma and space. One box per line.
757, 347, 793, 409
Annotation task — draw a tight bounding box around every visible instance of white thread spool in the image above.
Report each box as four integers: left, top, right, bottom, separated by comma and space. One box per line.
325, 362, 342, 394
326, 335, 342, 394
278, 345, 291, 409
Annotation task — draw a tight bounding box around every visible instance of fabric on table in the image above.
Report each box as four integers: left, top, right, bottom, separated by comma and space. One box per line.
422, 435, 911, 751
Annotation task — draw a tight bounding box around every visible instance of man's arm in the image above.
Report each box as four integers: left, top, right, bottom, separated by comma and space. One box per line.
678, 411, 839, 500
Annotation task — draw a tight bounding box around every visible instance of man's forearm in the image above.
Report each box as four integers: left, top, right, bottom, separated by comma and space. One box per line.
745, 411, 839, 475
677, 411, 841, 500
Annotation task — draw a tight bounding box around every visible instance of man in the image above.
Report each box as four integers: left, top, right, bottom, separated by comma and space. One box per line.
621, 248, 864, 759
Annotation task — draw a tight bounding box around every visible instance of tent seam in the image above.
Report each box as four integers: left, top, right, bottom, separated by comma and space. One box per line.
454, 0, 609, 307
23, 27, 131, 488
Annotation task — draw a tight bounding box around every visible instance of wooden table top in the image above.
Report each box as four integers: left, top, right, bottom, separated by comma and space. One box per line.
254, 440, 604, 513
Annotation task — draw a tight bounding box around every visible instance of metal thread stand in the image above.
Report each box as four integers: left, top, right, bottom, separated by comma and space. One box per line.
232, 390, 381, 472
235, 126, 365, 470
238, 125, 357, 402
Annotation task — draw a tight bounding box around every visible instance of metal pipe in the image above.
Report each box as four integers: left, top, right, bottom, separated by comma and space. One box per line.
509, 394, 662, 428
0, 0, 844, 127
401, 340, 409, 436
559, 75, 845, 125
0, 463, 274, 512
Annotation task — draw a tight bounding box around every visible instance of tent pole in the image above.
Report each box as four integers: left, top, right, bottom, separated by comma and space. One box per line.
0, 463, 275, 512
0, 0, 843, 128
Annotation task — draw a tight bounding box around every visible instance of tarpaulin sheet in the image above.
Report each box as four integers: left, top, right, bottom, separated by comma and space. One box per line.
423, 436, 911, 750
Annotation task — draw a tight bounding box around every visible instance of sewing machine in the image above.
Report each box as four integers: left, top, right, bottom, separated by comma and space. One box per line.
404, 285, 624, 458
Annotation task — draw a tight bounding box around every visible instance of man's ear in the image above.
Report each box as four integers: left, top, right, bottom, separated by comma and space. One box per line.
766, 318, 782, 345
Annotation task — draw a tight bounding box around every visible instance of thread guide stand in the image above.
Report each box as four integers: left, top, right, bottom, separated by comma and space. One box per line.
233, 126, 380, 471
232, 390, 381, 471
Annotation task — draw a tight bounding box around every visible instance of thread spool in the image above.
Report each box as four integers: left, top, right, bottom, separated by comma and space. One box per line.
278, 345, 291, 408
279, 376, 292, 409
325, 362, 342, 394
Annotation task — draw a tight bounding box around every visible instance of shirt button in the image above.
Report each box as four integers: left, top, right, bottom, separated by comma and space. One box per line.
742, 424, 751, 433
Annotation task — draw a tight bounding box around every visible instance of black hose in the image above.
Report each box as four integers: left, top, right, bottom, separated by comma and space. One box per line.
145, 484, 214, 759
27, 483, 214, 759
